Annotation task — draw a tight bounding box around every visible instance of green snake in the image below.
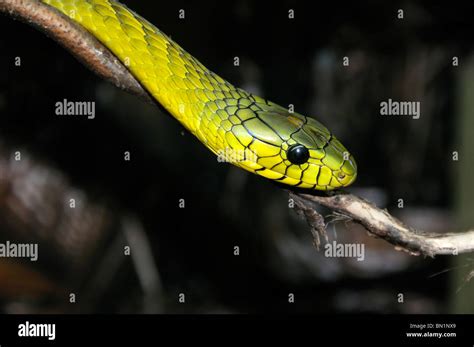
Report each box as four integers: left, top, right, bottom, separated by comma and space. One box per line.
41, 0, 357, 190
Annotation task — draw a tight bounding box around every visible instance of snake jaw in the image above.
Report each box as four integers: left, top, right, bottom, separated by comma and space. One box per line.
328, 153, 357, 189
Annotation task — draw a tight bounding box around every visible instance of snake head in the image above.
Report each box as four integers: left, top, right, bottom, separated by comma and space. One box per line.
231, 105, 357, 190
283, 115, 358, 190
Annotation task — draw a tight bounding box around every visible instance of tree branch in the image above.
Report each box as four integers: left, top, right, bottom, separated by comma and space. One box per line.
3, 0, 474, 257
290, 192, 474, 256
0, 0, 153, 103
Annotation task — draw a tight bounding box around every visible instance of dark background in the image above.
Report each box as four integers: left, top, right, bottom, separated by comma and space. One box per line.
0, 0, 473, 313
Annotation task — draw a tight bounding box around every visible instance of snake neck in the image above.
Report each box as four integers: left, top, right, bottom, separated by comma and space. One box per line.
42, 0, 258, 151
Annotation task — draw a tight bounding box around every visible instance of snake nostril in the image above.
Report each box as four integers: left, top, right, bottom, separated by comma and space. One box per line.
337, 172, 346, 180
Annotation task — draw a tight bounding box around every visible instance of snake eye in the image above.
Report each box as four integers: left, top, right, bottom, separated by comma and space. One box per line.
287, 144, 310, 165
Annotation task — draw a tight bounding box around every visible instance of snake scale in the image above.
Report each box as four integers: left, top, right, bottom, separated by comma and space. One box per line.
41, 0, 357, 190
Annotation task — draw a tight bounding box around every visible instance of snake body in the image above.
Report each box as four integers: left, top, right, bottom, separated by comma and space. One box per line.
41, 0, 357, 190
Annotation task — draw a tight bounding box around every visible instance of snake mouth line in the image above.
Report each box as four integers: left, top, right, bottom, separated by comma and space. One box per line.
265, 162, 357, 190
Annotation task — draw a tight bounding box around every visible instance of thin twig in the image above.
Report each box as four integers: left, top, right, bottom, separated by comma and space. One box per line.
290, 192, 474, 257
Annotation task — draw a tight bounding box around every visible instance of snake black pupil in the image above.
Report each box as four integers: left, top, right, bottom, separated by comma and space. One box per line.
287, 144, 310, 165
